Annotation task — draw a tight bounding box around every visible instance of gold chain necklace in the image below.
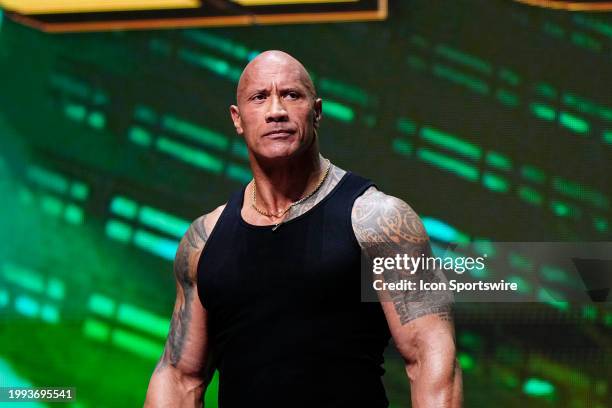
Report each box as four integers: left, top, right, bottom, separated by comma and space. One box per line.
251, 158, 332, 220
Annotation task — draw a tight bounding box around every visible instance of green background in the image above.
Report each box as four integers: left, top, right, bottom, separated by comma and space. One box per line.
0, 0, 611, 406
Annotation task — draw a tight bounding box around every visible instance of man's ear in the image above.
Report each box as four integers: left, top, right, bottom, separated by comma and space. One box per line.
313, 98, 322, 129
229, 105, 243, 135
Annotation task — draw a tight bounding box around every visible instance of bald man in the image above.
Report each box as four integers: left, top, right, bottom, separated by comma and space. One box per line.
144, 50, 462, 407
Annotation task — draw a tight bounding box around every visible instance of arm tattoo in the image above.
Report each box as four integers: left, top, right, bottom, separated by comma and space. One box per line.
155, 215, 208, 371
352, 187, 453, 325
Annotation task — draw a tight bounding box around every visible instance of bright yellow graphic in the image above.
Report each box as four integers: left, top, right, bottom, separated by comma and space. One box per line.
0, 0, 200, 15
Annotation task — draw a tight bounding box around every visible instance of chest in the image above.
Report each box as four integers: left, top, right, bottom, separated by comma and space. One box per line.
198, 207, 362, 311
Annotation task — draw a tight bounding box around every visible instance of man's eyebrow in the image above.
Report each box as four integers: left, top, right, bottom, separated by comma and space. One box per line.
246, 88, 269, 96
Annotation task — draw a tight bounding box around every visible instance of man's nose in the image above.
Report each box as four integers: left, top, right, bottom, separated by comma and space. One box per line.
265, 95, 288, 122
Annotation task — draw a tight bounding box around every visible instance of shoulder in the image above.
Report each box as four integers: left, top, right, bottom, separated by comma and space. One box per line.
351, 186, 428, 246
175, 204, 226, 281
183, 204, 226, 248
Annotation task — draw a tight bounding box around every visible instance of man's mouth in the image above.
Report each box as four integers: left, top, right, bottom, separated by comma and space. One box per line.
264, 129, 295, 137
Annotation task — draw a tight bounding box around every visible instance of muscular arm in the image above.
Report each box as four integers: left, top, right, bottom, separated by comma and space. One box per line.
145, 207, 223, 407
352, 187, 462, 408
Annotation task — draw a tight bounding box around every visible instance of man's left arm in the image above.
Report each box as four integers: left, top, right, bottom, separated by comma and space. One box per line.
352, 186, 463, 408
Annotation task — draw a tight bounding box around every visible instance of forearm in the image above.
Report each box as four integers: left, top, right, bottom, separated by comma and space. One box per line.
407, 351, 462, 407
144, 365, 205, 408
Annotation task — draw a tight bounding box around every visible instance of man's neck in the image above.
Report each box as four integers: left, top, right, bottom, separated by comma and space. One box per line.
250, 150, 325, 214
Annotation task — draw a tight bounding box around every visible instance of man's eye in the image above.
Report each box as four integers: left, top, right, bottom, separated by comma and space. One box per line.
252, 94, 266, 101
285, 92, 299, 100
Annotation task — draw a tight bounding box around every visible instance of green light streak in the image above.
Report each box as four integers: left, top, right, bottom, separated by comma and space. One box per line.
106, 219, 133, 243
509, 253, 533, 271
88, 112, 106, 129
138, 206, 190, 239
226, 163, 252, 183
581, 304, 597, 321
417, 148, 479, 182
523, 378, 555, 397
496, 88, 519, 107
550, 200, 574, 217
117, 303, 170, 339
473, 239, 495, 257
41, 194, 64, 217
41, 304, 60, 324
323, 99, 354, 123
498, 68, 520, 86
521, 165, 546, 184
458, 352, 475, 371
183, 30, 251, 60
542, 21, 564, 38
410, 34, 428, 48
459, 331, 482, 349
319, 78, 370, 106
538, 289, 569, 313
482, 172, 509, 193
15, 295, 39, 318
83, 318, 110, 342
0, 290, 9, 308
420, 126, 481, 160
133, 229, 178, 261
562, 93, 612, 122
88, 293, 116, 318
392, 138, 412, 156
149, 38, 171, 56
559, 111, 589, 134
435, 44, 492, 75
50, 73, 90, 99
593, 216, 609, 233
530, 103, 556, 121
396, 118, 417, 135
571, 31, 602, 52
432, 63, 489, 95
27, 165, 69, 194
540, 265, 570, 284
157, 137, 224, 174
64, 103, 87, 122
112, 330, 164, 361
2, 262, 45, 294
70, 182, 89, 201
534, 82, 556, 99
129, 126, 153, 147
178, 49, 241, 82
552, 176, 609, 210
47, 278, 65, 300
486, 151, 512, 171
518, 185, 543, 206
64, 204, 84, 225
110, 196, 139, 219
406, 55, 427, 71
162, 115, 229, 150
231, 140, 249, 160
573, 15, 612, 38
134, 105, 157, 124
603, 130, 612, 145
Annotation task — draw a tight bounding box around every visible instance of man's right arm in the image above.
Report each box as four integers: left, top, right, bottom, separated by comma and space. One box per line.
144, 206, 224, 407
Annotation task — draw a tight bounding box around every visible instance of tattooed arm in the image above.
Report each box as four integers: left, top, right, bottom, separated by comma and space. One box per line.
144, 206, 224, 407
352, 187, 462, 408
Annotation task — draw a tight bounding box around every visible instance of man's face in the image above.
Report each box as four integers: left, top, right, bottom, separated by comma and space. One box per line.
230, 57, 322, 160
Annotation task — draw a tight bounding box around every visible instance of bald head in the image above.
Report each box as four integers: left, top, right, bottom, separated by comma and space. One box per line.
236, 50, 316, 103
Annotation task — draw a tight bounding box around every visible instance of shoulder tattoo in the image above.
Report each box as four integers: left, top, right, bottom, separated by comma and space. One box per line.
352, 187, 453, 325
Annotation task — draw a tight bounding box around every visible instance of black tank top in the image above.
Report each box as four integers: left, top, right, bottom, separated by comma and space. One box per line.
197, 171, 391, 408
